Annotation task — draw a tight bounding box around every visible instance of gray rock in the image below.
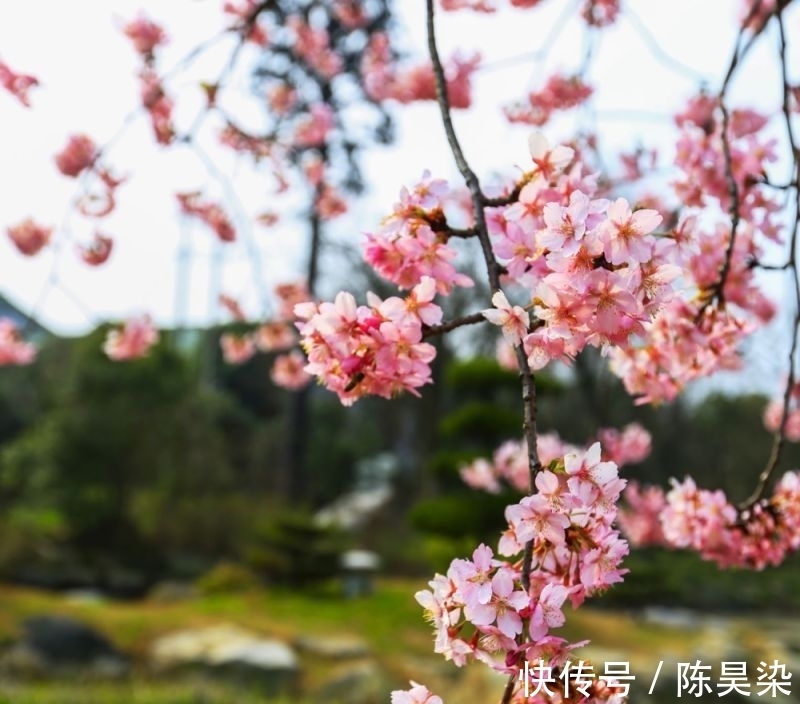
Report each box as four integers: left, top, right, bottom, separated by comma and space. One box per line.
316, 660, 388, 704
294, 634, 370, 659
149, 624, 298, 696
0, 615, 128, 678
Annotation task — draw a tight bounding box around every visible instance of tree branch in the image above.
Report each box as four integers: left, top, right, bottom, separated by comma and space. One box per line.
425, 4, 542, 702
422, 312, 486, 338
740, 8, 800, 509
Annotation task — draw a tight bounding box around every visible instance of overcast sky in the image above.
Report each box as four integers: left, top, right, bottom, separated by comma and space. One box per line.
0, 0, 793, 350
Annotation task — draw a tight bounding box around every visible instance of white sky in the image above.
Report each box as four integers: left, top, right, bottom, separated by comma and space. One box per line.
0, 0, 795, 348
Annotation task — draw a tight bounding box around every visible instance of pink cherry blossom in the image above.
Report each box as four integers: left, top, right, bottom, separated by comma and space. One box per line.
76, 232, 113, 266
482, 291, 529, 346
123, 13, 168, 57
364, 173, 473, 293
253, 322, 295, 352
270, 350, 313, 390
440, 0, 496, 10
504, 74, 592, 127
0, 318, 36, 365
103, 315, 159, 361
599, 198, 661, 265
0, 60, 38, 107
54, 134, 97, 178
139, 69, 175, 145
7, 218, 53, 257
220, 333, 256, 364
391, 681, 443, 704
464, 568, 529, 638
528, 583, 569, 640
274, 281, 311, 320
176, 192, 236, 242
295, 280, 442, 405
617, 482, 667, 547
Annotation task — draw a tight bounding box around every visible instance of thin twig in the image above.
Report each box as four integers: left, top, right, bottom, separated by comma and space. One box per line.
696, 1, 766, 317
740, 8, 800, 509
425, 0, 500, 292
624, 4, 713, 84
422, 312, 486, 338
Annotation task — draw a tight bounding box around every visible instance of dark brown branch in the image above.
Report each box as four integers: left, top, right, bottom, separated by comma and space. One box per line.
443, 227, 478, 239
422, 312, 486, 338
750, 260, 792, 271
697, 1, 770, 317
425, 0, 501, 293
426, 6, 541, 703
740, 8, 800, 509
483, 183, 523, 208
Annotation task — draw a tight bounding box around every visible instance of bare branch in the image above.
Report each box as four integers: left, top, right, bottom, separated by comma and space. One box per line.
740, 8, 800, 509
425, 7, 543, 700
422, 312, 486, 338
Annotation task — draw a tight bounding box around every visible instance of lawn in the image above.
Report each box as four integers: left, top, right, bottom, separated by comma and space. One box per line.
0, 580, 790, 703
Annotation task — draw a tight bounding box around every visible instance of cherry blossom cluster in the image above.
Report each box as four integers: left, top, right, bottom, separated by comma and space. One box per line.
608, 298, 754, 404
294, 277, 442, 405
410, 443, 629, 703
0, 318, 36, 366
483, 134, 678, 373
358, 132, 763, 405
103, 314, 160, 361
763, 382, 800, 441
361, 33, 480, 110
673, 97, 781, 240
439, 0, 620, 26
123, 13, 174, 146
619, 473, 800, 570
216, 282, 312, 391
607, 96, 781, 403
287, 15, 343, 79
4, 88, 122, 272
223, 0, 269, 46
504, 74, 593, 127
615, 481, 667, 548
6, 218, 53, 257
391, 681, 443, 704
176, 192, 236, 243
55, 132, 126, 221
0, 58, 38, 107
461, 423, 650, 494
364, 172, 475, 293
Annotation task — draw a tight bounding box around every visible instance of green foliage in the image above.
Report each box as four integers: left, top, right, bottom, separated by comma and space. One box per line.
409, 492, 514, 540
243, 509, 346, 587
0, 327, 288, 582
444, 356, 565, 397
439, 401, 520, 444
196, 561, 261, 595
599, 547, 800, 611
407, 356, 554, 557
443, 356, 520, 393
0, 506, 67, 574
419, 534, 481, 573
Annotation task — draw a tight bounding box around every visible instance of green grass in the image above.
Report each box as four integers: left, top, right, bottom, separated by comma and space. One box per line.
0, 578, 431, 659
0, 579, 788, 703
0, 680, 300, 704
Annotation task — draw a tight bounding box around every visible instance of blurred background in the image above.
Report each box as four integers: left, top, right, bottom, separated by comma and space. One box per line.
2, 0, 800, 701
1, 317, 800, 702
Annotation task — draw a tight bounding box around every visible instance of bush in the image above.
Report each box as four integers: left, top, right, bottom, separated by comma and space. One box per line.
243, 510, 346, 587
196, 561, 261, 595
